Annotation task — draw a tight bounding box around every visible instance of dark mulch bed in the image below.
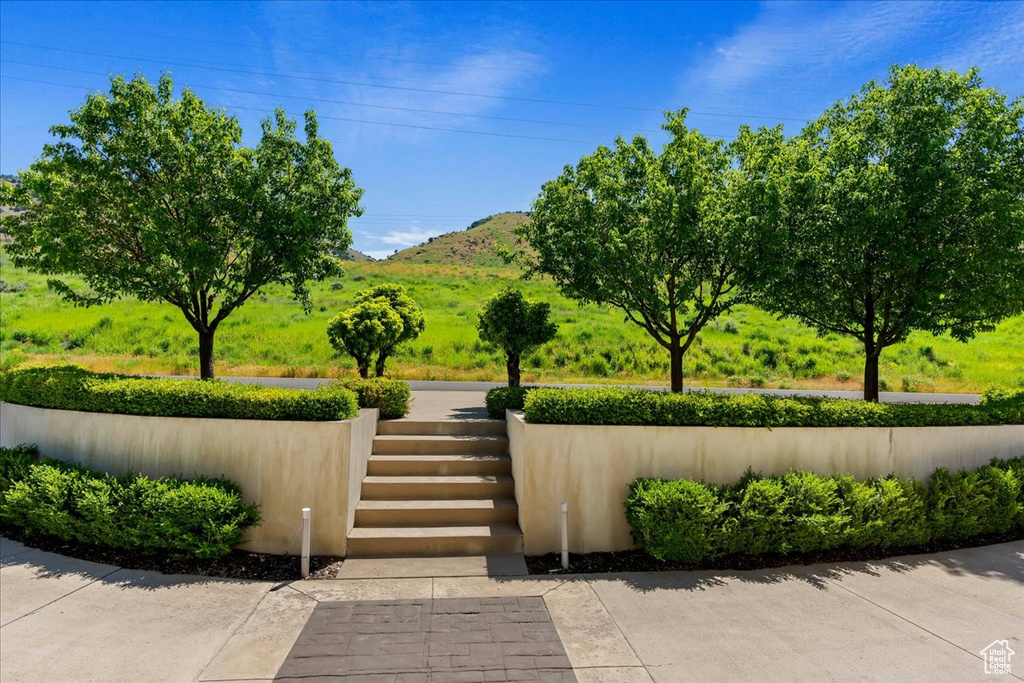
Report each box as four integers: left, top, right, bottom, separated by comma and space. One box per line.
0, 525, 343, 581
6, 524, 1022, 580
526, 530, 1024, 575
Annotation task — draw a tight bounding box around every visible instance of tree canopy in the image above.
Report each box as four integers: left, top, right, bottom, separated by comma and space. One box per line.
0, 74, 363, 378
477, 288, 558, 387
737, 65, 1024, 400
327, 299, 405, 379
353, 283, 425, 376
519, 111, 749, 391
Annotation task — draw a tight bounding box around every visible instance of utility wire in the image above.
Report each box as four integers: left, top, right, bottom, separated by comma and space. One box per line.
0, 74, 589, 143
0, 40, 811, 121
1, 59, 663, 134
87, 27, 543, 76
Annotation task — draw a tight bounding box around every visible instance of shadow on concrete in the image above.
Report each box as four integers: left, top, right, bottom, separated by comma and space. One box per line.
0, 541, 263, 591
582, 540, 1024, 594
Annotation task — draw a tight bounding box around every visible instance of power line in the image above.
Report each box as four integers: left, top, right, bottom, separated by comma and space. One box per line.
0, 40, 811, 122
0, 40, 660, 113
0, 74, 589, 143
1, 59, 662, 134
88, 27, 543, 76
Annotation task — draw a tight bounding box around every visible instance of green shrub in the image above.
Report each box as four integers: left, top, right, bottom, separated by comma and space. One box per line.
840, 476, 930, 549
523, 387, 1023, 428
0, 444, 39, 493
626, 457, 1024, 564
625, 478, 728, 563
485, 385, 537, 419
0, 365, 358, 421
993, 458, 1024, 531
334, 377, 410, 419
0, 447, 260, 559
927, 465, 1020, 541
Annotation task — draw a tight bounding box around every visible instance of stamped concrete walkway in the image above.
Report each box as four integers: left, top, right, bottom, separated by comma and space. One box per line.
1, 536, 1021, 682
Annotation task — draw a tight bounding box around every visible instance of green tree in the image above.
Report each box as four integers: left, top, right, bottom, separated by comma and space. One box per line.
737, 65, 1024, 401
519, 111, 748, 392
477, 288, 557, 387
354, 283, 425, 376
0, 74, 362, 379
327, 300, 404, 378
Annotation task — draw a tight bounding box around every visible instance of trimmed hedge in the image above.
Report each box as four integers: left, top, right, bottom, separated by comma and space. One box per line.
485, 386, 537, 419
521, 387, 1024, 427
626, 458, 1024, 564
0, 365, 359, 421
0, 445, 261, 559
334, 377, 411, 419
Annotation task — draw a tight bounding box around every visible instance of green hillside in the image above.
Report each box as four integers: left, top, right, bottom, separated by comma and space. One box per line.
341, 248, 375, 262
388, 212, 530, 267
2, 247, 1023, 392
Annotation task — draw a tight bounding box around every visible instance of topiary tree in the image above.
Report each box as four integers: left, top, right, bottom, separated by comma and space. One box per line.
477, 288, 557, 387
327, 300, 404, 378
736, 65, 1024, 401
354, 283, 425, 377
0, 74, 363, 379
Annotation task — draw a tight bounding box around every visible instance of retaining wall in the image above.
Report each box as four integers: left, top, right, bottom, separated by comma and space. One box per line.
507, 411, 1024, 555
0, 402, 377, 556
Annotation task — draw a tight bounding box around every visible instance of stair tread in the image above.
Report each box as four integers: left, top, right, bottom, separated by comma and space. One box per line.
373, 435, 508, 442
349, 524, 522, 539
384, 420, 504, 426
363, 475, 513, 484
369, 454, 510, 461
357, 499, 518, 510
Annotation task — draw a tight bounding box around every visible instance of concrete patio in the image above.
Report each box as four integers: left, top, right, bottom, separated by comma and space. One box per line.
1, 536, 1020, 682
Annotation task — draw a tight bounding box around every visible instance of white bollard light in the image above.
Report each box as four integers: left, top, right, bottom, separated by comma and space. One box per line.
301, 507, 311, 579
560, 502, 569, 570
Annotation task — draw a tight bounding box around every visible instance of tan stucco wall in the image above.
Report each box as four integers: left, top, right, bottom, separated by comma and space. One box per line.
506, 411, 1024, 555
0, 402, 378, 556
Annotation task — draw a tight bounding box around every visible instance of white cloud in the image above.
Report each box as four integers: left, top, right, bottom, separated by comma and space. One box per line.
379, 229, 436, 247
671, 1, 1023, 137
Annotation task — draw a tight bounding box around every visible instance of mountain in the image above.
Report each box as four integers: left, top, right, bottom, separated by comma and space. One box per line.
387, 212, 530, 267
340, 248, 375, 262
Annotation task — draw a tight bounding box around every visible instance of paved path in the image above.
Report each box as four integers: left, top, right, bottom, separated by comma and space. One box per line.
214, 376, 981, 404
2, 536, 1020, 682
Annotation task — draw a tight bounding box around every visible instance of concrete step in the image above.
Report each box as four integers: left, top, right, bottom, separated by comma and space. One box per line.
366, 454, 511, 477
354, 498, 519, 527
347, 524, 523, 557
360, 475, 515, 500
377, 420, 507, 437
372, 435, 509, 456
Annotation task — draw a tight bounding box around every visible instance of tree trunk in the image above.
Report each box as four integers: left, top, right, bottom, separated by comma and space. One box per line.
198, 329, 216, 380
357, 358, 370, 379
374, 352, 388, 377
669, 341, 684, 393
863, 351, 880, 402
506, 351, 521, 388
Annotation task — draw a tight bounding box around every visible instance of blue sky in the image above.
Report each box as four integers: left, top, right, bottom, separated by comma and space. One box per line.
1, 1, 1021, 258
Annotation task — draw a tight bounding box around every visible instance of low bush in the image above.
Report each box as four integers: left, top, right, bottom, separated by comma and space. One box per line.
0, 445, 261, 559
334, 376, 410, 419
0, 365, 359, 421
0, 444, 39, 494
625, 457, 1023, 564
927, 465, 1020, 541
485, 385, 537, 419
523, 387, 1024, 428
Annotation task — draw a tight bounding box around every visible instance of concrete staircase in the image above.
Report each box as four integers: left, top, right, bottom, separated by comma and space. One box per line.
348, 419, 523, 557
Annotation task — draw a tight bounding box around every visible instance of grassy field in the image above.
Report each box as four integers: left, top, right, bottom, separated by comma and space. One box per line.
2, 249, 1022, 393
